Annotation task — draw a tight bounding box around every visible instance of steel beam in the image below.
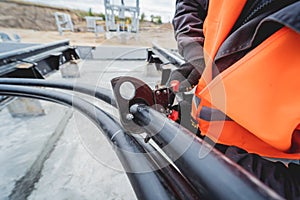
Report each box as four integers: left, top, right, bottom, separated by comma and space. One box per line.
0, 40, 79, 78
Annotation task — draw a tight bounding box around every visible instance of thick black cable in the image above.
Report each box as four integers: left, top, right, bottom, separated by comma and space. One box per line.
0, 78, 116, 107
0, 84, 178, 200
134, 137, 203, 199
130, 104, 283, 200
0, 79, 206, 199
0, 80, 279, 199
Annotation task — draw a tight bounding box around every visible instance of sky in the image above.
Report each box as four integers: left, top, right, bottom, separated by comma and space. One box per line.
22, 0, 177, 23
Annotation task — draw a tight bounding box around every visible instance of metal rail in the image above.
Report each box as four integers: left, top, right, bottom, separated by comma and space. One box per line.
0, 40, 79, 78
151, 43, 186, 67
0, 40, 69, 61
147, 43, 186, 85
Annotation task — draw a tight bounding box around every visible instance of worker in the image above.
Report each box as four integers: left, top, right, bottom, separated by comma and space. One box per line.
170, 0, 300, 199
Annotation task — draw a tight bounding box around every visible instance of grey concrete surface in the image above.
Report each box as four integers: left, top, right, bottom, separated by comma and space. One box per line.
92, 46, 148, 60
0, 103, 71, 200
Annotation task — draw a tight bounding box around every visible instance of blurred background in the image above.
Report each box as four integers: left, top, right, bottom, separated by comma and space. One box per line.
0, 0, 177, 48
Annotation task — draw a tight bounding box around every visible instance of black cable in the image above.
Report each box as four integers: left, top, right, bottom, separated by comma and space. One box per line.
0, 80, 205, 199
0, 84, 178, 200
0, 78, 116, 107
130, 104, 282, 200
134, 137, 203, 199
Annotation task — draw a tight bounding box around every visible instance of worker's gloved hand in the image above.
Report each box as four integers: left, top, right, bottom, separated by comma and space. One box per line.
167, 58, 205, 92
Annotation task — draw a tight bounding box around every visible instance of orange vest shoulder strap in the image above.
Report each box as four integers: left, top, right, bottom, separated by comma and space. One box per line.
202, 0, 246, 83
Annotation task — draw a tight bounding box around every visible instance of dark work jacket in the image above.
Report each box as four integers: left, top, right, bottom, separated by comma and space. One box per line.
172, 0, 300, 199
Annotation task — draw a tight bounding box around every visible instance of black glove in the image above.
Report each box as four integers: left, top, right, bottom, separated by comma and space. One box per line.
168, 58, 205, 92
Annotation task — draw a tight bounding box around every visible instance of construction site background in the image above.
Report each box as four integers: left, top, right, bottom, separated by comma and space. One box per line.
0, 1, 176, 48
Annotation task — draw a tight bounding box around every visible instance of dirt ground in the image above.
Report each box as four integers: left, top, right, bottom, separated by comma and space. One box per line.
0, 1, 177, 49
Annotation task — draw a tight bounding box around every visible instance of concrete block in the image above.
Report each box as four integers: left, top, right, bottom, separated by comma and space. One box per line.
60, 60, 80, 78
7, 98, 45, 118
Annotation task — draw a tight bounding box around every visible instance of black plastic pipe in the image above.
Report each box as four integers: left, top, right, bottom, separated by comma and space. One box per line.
0, 85, 178, 200
130, 104, 283, 200
0, 78, 206, 199
134, 137, 203, 199
0, 78, 116, 107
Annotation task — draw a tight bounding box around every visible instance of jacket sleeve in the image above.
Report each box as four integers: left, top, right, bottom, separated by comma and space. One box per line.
172, 0, 208, 62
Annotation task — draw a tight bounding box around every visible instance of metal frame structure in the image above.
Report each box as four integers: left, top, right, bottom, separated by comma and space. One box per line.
104, 0, 140, 33
54, 12, 74, 35
0, 40, 80, 108
147, 44, 187, 86
0, 40, 79, 79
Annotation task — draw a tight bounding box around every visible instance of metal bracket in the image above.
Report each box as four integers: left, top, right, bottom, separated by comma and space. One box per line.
111, 76, 174, 134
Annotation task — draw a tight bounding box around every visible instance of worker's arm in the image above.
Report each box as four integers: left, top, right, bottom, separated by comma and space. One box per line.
172, 0, 207, 61
170, 0, 208, 91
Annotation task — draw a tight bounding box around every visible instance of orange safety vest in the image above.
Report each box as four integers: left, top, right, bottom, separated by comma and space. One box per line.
192, 0, 300, 159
